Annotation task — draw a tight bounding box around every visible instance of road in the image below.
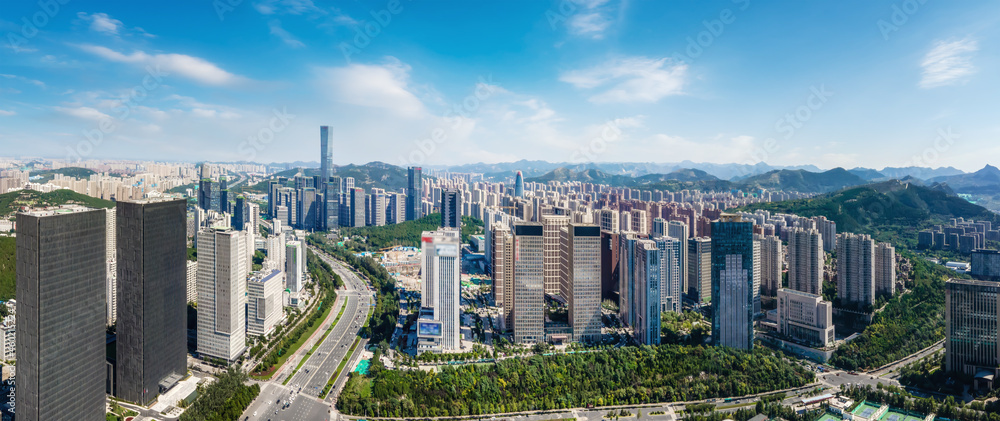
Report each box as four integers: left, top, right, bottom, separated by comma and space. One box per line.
242, 246, 373, 421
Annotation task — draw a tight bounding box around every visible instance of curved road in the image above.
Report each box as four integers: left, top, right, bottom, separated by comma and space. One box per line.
242, 246, 373, 421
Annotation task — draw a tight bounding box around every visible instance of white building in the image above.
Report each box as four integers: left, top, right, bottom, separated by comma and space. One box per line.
420, 229, 461, 351
247, 269, 284, 337
186, 260, 198, 303
777, 288, 834, 348
0, 301, 14, 362
788, 228, 824, 296
196, 227, 248, 362
285, 240, 303, 293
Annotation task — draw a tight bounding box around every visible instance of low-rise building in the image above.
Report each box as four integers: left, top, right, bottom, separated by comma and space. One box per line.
777, 288, 834, 348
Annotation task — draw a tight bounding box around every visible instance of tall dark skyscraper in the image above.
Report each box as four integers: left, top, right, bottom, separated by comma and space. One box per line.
407, 166, 423, 221
514, 170, 524, 198
234, 195, 246, 231
711, 214, 758, 350
115, 199, 188, 405
440, 189, 461, 229
16, 206, 107, 421
219, 174, 230, 214
198, 163, 213, 212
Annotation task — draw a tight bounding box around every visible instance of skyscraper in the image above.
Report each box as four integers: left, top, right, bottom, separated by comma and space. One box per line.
560, 223, 602, 343
788, 228, 823, 295
757, 234, 783, 297
16, 206, 107, 421
657, 236, 683, 314
875, 242, 896, 298
491, 223, 515, 331
513, 222, 544, 344
106, 207, 117, 325
652, 217, 666, 238
514, 170, 524, 198
837, 233, 875, 308
285, 240, 303, 292
234, 195, 246, 231
247, 269, 283, 337
712, 214, 756, 350
350, 187, 366, 228
420, 230, 461, 350
320, 126, 333, 182
688, 237, 712, 304
196, 227, 248, 362
440, 189, 461, 229
667, 221, 689, 296
407, 167, 423, 221
542, 214, 570, 296
945, 278, 1000, 382
634, 240, 661, 345
115, 198, 188, 405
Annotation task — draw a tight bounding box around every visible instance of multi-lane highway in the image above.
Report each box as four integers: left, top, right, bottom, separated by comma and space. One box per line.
242, 246, 373, 421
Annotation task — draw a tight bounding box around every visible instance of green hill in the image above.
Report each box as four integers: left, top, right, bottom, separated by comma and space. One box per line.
31, 167, 97, 183
339, 213, 442, 251
0, 189, 115, 218
526, 167, 635, 186
526, 167, 734, 192
738, 180, 1000, 247
739, 167, 868, 193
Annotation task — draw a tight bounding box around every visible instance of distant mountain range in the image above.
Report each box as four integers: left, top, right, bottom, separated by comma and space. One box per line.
527, 166, 878, 194
927, 165, 1000, 194
738, 180, 1000, 247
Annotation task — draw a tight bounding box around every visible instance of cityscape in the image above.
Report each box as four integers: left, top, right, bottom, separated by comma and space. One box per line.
2, 2, 1000, 421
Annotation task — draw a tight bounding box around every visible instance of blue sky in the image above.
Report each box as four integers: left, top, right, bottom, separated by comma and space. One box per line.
1, 0, 998, 171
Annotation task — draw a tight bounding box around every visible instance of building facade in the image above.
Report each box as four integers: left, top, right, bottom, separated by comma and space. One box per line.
196, 228, 248, 362
945, 278, 1000, 388
421, 229, 461, 350
513, 222, 544, 344
712, 214, 756, 350
16, 206, 107, 421
560, 224, 602, 343
788, 228, 823, 296
247, 269, 284, 337
777, 288, 834, 348
837, 233, 876, 308
115, 199, 188, 405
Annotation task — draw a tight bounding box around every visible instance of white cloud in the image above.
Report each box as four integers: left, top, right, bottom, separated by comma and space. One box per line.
920, 37, 978, 89
254, 0, 323, 15
0, 74, 45, 88
0, 110, 15, 116
268, 20, 305, 48
560, 56, 687, 103
76, 44, 243, 86
77, 12, 123, 35
316, 59, 427, 118
55, 106, 112, 121
569, 13, 612, 39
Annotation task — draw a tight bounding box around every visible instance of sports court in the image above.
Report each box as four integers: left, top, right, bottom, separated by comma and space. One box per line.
878, 409, 923, 421
852, 403, 882, 420
816, 413, 842, 421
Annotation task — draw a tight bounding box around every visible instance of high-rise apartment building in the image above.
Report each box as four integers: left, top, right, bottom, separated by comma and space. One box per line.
560, 224, 602, 343
688, 237, 712, 304
837, 233, 875, 308
875, 242, 896, 298
631, 209, 648, 235
599, 209, 619, 233
513, 222, 544, 344
440, 189, 461, 229
757, 234, 783, 297
777, 288, 834, 347
16, 206, 107, 421
657, 236, 683, 314
712, 214, 756, 350
652, 217, 666, 238
814, 216, 837, 252
945, 278, 1000, 384
407, 167, 423, 221
187, 260, 198, 303
115, 199, 188, 405
196, 227, 248, 362
667, 221, 689, 295
788, 228, 824, 295
350, 188, 366, 228
542, 214, 570, 296
420, 230, 461, 350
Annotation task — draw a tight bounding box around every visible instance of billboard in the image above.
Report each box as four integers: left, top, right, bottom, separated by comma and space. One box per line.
418, 321, 443, 337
